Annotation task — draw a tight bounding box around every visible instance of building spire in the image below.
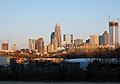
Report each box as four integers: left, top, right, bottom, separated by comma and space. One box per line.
56, 22, 60, 27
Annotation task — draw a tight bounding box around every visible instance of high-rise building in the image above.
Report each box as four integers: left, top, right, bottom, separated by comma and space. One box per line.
12, 44, 17, 52
2, 43, 8, 50
109, 20, 119, 47
53, 22, 61, 50
99, 35, 104, 45
90, 35, 99, 46
99, 31, 109, 45
50, 32, 54, 44
63, 34, 73, 44
28, 39, 36, 50
103, 31, 109, 45
35, 38, 44, 53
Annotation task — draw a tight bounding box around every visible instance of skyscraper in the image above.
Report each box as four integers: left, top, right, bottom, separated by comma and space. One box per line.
99, 35, 104, 45
103, 31, 109, 45
53, 22, 61, 50
63, 34, 73, 44
109, 20, 119, 47
28, 39, 36, 50
99, 31, 109, 45
50, 32, 54, 44
35, 38, 44, 53
90, 35, 99, 46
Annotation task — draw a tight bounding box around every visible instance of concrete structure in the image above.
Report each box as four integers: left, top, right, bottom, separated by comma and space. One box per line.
2, 43, 8, 50
28, 39, 36, 50
35, 38, 44, 53
90, 35, 99, 46
109, 20, 119, 47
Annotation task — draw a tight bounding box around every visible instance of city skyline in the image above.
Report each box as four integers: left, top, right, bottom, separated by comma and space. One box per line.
0, 0, 120, 49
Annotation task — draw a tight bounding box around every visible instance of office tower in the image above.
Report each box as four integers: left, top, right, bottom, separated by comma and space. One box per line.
74, 39, 83, 46
35, 38, 44, 53
50, 32, 54, 44
109, 20, 119, 47
28, 39, 36, 50
12, 44, 17, 52
53, 22, 61, 50
2, 43, 8, 50
90, 35, 99, 46
63, 34, 73, 44
99, 31, 109, 45
99, 35, 104, 45
103, 31, 109, 45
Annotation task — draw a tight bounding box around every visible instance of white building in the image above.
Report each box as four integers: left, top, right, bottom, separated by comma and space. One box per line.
109, 20, 119, 47
63, 34, 73, 44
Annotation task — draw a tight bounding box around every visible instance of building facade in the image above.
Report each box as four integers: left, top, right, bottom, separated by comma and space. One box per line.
47, 44, 54, 52
28, 39, 36, 50
103, 31, 109, 45
35, 38, 44, 53
2, 43, 8, 50
99, 35, 104, 45
99, 31, 109, 45
63, 34, 73, 44
74, 39, 83, 46
90, 35, 99, 46
109, 20, 119, 47
12, 44, 17, 52
53, 23, 61, 51
50, 32, 54, 44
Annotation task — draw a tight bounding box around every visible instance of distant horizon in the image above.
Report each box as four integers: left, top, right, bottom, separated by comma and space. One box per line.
0, 0, 120, 49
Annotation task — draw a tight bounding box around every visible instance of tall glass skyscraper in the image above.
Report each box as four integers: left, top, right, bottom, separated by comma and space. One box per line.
50, 32, 54, 44
109, 20, 119, 47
